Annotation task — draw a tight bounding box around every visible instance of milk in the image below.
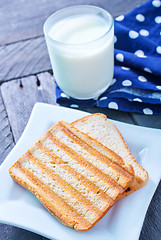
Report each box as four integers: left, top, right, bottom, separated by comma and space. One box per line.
44, 6, 114, 99
49, 15, 111, 44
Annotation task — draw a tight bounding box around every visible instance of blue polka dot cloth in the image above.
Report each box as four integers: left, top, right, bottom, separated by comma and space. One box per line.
56, 0, 161, 115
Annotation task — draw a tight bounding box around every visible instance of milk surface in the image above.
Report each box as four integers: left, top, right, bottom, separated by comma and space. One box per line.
49, 15, 110, 44
46, 14, 114, 99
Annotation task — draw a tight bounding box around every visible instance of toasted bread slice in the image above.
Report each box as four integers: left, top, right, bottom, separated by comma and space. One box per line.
9, 120, 134, 231
72, 113, 148, 198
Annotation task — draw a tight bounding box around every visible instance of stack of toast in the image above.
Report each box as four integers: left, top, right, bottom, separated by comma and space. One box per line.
9, 113, 148, 231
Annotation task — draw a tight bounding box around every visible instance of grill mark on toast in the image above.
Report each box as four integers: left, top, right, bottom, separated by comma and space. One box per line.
46, 131, 125, 194
57, 121, 133, 180
61, 164, 115, 204
10, 167, 83, 229
21, 159, 96, 222
57, 122, 133, 183
13, 162, 90, 229
26, 151, 103, 215
72, 113, 148, 198
36, 141, 65, 164
36, 143, 114, 204
49, 128, 131, 189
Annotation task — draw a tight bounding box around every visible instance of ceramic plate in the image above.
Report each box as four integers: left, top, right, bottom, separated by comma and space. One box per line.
0, 103, 161, 240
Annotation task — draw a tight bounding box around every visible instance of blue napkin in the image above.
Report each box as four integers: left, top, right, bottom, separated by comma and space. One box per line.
56, 0, 161, 115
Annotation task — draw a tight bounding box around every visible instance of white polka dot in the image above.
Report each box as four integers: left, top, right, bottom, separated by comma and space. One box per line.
156, 46, 161, 54
144, 67, 152, 73
143, 108, 153, 115
138, 55, 147, 58
110, 78, 116, 86
100, 96, 107, 101
138, 76, 147, 82
115, 15, 124, 21
116, 53, 124, 62
61, 92, 70, 99
121, 66, 130, 70
136, 14, 145, 22
156, 85, 161, 90
122, 80, 132, 86
152, 0, 161, 7
155, 16, 161, 23
139, 29, 149, 36
70, 104, 79, 108
135, 50, 147, 58
108, 102, 118, 110
114, 35, 117, 43
133, 98, 142, 102
129, 30, 139, 39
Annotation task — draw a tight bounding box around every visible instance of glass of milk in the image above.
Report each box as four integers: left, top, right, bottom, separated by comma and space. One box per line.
44, 5, 114, 100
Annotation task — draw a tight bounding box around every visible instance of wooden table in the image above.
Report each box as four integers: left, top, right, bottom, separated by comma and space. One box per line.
0, 0, 160, 239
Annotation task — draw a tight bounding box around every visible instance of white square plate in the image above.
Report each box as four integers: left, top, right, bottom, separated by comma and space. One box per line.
0, 103, 161, 240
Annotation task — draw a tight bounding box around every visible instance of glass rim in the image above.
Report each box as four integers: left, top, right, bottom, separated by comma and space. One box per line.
43, 5, 114, 47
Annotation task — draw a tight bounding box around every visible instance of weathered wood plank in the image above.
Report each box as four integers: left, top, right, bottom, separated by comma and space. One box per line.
0, 37, 50, 82
0, 0, 148, 82
37, 72, 56, 105
0, 90, 15, 164
0, 0, 147, 45
131, 113, 161, 129
0, 224, 43, 240
0, 75, 52, 239
140, 181, 161, 240
1, 72, 56, 142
